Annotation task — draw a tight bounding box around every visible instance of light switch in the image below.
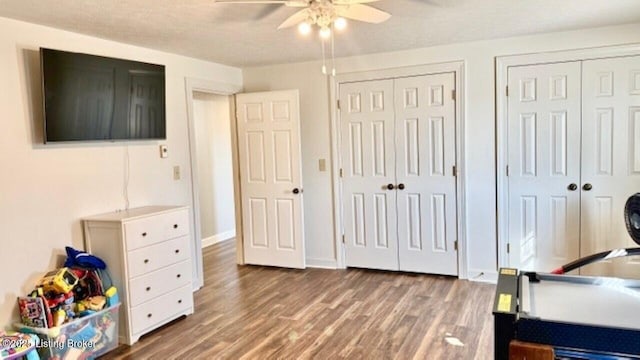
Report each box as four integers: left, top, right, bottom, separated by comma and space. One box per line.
319, 159, 326, 172
173, 166, 181, 180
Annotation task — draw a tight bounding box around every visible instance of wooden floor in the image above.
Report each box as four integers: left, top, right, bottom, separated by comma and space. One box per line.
103, 240, 496, 359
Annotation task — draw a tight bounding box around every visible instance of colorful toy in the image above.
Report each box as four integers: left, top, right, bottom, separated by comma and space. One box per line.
64, 246, 106, 269
77, 296, 106, 313
45, 291, 73, 310
0, 331, 40, 360
104, 287, 119, 307
52, 309, 66, 327
37, 268, 78, 295
17, 297, 51, 328
69, 268, 104, 300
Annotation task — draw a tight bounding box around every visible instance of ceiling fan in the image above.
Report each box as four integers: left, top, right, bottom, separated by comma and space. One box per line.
214, 0, 391, 36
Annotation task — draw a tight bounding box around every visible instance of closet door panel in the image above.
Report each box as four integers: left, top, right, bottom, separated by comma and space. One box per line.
395, 73, 458, 275
340, 79, 399, 270
581, 56, 640, 279
507, 62, 582, 272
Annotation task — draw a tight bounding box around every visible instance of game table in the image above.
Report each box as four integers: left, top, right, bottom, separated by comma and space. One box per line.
493, 268, 640, 359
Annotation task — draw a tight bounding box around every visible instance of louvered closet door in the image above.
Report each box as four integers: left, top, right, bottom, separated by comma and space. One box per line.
394, 73, 458, 275
581, 56, 640, 278
340, 79, 399, 270
507, 62, 582, 272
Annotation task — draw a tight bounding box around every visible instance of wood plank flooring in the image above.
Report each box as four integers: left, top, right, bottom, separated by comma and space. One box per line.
103, 240, 496, 359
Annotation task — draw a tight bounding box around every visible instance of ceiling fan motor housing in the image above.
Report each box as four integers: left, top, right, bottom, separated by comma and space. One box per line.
625, 193, 640, 245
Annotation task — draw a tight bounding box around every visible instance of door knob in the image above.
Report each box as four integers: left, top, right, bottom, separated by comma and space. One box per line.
292, 188, 300, 194
397, 183, 405, 190
386, 183, 395, 190
583, 183, 593, 191
567, 183, 577, 191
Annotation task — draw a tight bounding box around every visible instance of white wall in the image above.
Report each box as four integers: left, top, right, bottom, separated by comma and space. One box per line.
242, 23, 640, 278
192, 92, 236, 244
0, 16, 242, 326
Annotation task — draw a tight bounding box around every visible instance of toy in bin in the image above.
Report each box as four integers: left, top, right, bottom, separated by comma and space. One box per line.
37, 268, 78, 295
14, 304, 120, 360
14, 247, 120, 359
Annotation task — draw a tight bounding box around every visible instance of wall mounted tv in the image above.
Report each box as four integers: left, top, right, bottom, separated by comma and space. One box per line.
41, 48, 166, 143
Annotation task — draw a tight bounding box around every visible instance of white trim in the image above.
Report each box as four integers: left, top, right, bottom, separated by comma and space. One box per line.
202, 230, 236, 248
495, 43, 640, 270
329, 74, 344, 269
329, 61, 468, 278
306, 258, 338, 269
184, 77, 243, 290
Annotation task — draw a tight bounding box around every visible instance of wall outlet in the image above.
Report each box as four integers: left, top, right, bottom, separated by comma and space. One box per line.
173, 165, 181, 180
160, 145, 168, 158
319, 159, 326, 172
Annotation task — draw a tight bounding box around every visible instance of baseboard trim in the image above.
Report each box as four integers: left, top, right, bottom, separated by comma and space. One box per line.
202, 230, 236, 248
467, 268, 498, 284
306, 258, 338, 269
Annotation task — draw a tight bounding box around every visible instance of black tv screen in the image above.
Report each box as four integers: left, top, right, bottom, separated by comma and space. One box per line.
41, 48, 166, 142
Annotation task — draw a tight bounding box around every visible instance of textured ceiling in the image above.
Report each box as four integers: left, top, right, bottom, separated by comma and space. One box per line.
1, 0, 640, 67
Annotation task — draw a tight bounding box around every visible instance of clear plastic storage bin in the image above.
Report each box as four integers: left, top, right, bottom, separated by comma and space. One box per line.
15, 303, 120, 360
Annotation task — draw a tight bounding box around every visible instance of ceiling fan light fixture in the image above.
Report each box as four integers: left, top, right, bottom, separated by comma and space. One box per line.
334, 17, 347, 31
319, 26, 331, 39
298, 21, 312, 35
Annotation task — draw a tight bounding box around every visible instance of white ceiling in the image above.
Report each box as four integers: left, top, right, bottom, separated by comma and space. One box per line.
1, 0, 640, 67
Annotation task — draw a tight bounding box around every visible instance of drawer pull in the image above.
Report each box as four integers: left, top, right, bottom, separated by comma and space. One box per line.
173, 224, 178, 229
177, 274, 181, 278
175, 249, 180, 254
146, 286, 151, 291
147, 313, 153, 318
144, 259, 149, 264
178, 299, 182, 304
142, 232, 147, 237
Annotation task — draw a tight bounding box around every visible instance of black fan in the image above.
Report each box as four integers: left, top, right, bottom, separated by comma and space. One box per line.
625, 193, 640, 246
551, 193, 640, 274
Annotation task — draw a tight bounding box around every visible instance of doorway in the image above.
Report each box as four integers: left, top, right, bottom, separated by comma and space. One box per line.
185, 78, 243, 290
192, 92, 236, 247
186, 80, 308, 288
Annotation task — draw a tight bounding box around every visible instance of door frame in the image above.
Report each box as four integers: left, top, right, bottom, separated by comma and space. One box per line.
184, 78, 243, 290
329, 61, 468, 278
496, 43, 640, 270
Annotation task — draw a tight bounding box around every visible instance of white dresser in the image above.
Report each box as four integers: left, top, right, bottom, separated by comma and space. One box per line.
83, 206, 195, 345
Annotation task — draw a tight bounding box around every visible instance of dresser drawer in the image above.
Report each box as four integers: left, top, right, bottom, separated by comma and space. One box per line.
124, 209, 189, 250
130, 284, 193, 335
129, 260, 192, 307
127, 236, 190, 278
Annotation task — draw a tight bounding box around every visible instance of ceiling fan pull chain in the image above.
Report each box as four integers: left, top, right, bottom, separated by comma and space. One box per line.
321, 37, 327, 75
331, 24, 336, 77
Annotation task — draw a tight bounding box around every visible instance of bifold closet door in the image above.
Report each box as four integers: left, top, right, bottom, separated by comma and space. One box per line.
340, 79, 399, 270
581, 56, 640, 278
394, 73, 458, 275
507, 62, 582, 272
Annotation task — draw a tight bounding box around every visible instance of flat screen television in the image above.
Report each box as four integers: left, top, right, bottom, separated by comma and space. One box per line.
41, 48, 166, 143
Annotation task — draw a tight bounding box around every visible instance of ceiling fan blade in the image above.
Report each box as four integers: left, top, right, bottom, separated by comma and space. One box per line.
277, 8, 310, 29
332, 0, 380, 4
336, 4, 391, 24
214, 0, 307, 6
253, 4, 282, 20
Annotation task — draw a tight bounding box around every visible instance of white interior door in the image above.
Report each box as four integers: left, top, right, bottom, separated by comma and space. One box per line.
581, 55, 640, 278
507, 62, 582, 272
394, 73, 458, 275
236, 90, 305, 269
339, 79, 399, 270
